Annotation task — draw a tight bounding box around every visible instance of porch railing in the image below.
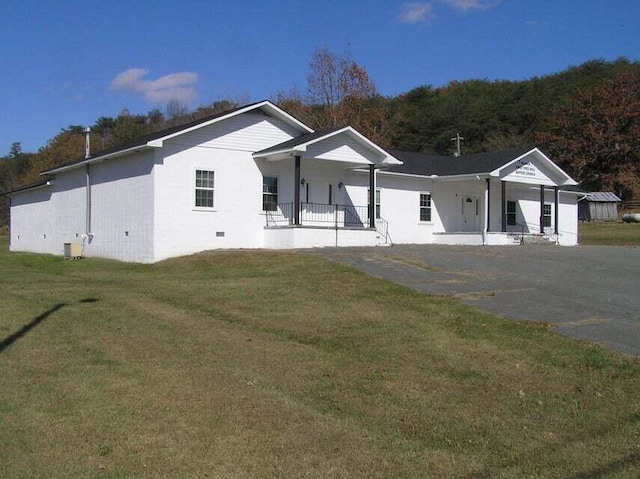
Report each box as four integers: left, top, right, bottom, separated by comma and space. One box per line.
265, 202, 372, 228
507, 221, 558, 244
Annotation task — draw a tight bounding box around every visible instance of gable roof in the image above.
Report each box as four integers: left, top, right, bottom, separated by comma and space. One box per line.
582, 192, 622, 202
42, 101, 314, 175
386, 147, 578, 186
254, 126, 402, 165
386, 148, 531, 176
253, 127, 346, 156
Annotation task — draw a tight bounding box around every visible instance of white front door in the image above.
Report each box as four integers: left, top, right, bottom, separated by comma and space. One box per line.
461, 195, 478, 231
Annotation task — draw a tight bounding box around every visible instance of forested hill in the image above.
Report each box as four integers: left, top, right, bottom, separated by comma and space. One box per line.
1, 57, 639, 230
389, 57, 640, 155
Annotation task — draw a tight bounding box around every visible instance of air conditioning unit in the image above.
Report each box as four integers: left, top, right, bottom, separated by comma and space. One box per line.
64, 242, 83, 260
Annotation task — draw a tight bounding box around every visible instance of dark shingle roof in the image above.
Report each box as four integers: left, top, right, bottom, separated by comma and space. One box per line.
386, 148, 531, 176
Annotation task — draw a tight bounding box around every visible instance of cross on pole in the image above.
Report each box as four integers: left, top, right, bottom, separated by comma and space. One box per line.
451, 132, 464, 157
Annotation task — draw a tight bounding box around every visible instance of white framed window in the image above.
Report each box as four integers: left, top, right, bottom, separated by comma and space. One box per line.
194, 169, 215, 209
543, 203, 552, 227
420, 193, 432, 222
263, 176, 278, 211
367, 188, 381, 219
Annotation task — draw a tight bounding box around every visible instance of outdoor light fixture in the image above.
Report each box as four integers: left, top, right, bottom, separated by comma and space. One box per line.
300, 178, 306, 185
338, 182, 344, 189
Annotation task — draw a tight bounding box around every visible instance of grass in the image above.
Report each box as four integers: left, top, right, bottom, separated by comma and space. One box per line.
579, 221, 640, 246
1, 237, 640, 478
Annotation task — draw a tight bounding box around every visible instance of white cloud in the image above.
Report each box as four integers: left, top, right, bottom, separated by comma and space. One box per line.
443, 0, 495, 11
109, 68, 198, 104
398, 3, 434, 23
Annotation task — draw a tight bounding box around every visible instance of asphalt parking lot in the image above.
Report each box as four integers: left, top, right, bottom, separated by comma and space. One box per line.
314, 244, 640, 356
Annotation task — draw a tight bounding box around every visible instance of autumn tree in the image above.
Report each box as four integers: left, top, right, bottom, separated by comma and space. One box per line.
300, 47, 391, 146
536, 71, 640, 199
0, 143, 34, 229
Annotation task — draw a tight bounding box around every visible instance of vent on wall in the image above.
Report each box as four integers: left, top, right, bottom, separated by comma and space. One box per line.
216, 231, 225, 237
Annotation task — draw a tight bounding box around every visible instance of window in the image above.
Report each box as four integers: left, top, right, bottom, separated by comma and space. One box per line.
420, 193, 432, 222
368, 189, 381, 219
543, 203, 552, 227
263, 176, 278, 211
506, 201, 517, 226
195, 169, 214, 208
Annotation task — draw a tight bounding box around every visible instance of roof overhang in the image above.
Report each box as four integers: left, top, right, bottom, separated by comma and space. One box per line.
42, 100, 314, 175
148, 101, 313, 148
3, 179, 55, 196
253, 126, 402, 166
493, 147, 578, 186
42, 145, 153, 175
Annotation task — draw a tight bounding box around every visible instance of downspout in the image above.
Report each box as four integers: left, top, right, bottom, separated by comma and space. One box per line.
85, 164, 91, 237
84, 127, 93, 244
483, 178, 490, 245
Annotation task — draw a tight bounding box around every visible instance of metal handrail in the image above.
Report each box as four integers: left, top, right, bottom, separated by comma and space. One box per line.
265, 202, 371, 228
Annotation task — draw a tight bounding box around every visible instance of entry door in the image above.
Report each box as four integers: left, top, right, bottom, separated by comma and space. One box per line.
461, 195, 478, 231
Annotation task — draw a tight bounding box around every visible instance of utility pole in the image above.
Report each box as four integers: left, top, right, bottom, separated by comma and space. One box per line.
451, 132, 464, 157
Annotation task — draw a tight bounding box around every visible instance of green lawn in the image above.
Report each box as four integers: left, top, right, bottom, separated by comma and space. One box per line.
1, 237, 639, 478
580, 221, 640, 246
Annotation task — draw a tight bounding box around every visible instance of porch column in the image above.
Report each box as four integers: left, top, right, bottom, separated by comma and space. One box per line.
501, 181, 507, 232
294, 155, 301, 226
539, 185, 545, 233
369, 165, 376, 228
554, 186, 559, 236
485, 178, 491, 232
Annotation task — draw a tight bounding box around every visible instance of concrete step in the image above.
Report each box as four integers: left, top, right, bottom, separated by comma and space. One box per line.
521, 234, 555, 245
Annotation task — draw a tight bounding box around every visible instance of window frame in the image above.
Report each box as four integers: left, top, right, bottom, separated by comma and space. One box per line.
194, 168, 215, 210
543, 203, 552, 228
262, 176, 279, 212
419, 192, 432, 223
367, 188, 381, 219
506, 200, 517, 226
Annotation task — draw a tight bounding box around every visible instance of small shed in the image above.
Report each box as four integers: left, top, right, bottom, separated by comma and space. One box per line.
578, 192, 622, 222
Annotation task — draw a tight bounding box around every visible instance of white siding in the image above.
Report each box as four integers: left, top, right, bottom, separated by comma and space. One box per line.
153, 148, 267, 261
558, 194, 579, 245
53, 168, 87, 248
306, 134, 382, 164
375, 174, 438, 244
152, 114, 317, 260
166, 113, 301, 153
9, 186, 57, 255
500, 158, 563, 187
86, 151, 155, 262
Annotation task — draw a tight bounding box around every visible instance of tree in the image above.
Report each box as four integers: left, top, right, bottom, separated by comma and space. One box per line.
302, 47, 391, 145
9, 142, 22, 158
536, 71, 640, 199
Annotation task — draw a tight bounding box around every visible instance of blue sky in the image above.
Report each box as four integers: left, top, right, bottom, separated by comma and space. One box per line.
1, 0, 638, 155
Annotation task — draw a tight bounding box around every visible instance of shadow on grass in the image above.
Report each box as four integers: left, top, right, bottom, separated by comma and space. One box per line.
565, 452, 640, 479
0, 303, 67, 353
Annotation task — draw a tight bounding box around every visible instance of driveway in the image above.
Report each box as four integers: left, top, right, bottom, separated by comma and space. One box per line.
313, 245, 640, 356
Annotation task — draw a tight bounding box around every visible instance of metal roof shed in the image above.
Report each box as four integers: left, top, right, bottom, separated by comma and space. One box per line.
579, 192, 622, 222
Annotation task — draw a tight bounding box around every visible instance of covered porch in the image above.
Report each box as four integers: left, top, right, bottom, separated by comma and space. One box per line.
430, 148, 580, 246
253, 126, 400, 248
